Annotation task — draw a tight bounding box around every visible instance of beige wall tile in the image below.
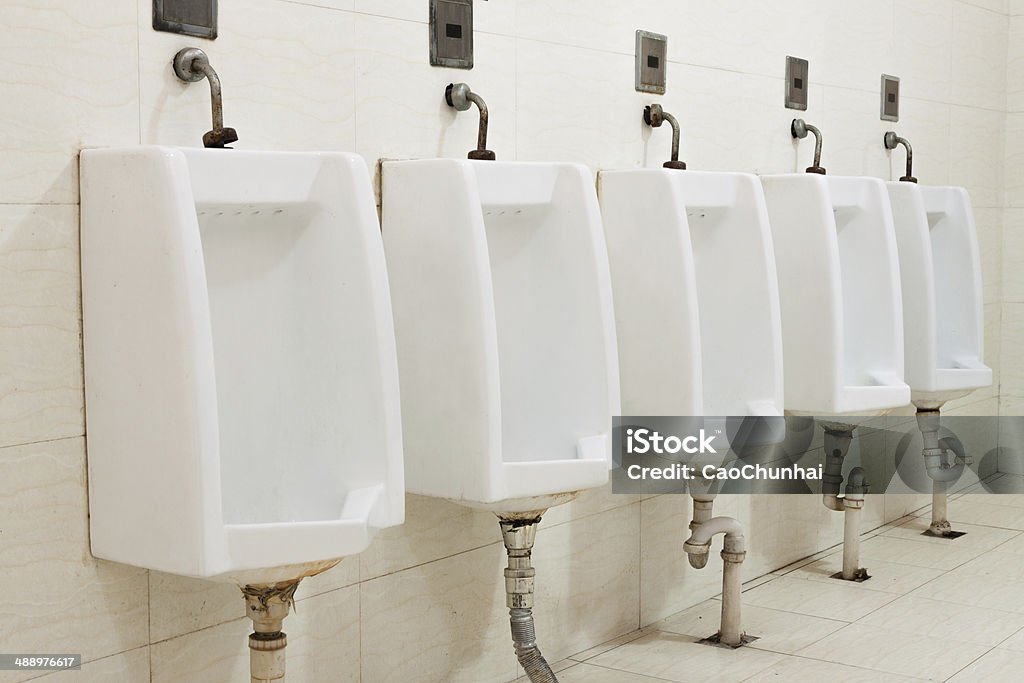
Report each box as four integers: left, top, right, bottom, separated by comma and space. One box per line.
1006, 114, 1024, 206
359, 494, 503, 582
529, 503, 641, 664
950, 105, 1005, 208
893, 0, 953, 103
1009, 16, 1024, 110
1002, 304, 1024, 396
974, 208, 1005, 304
359, 545, 517, 683
959, 0, 1009, 14
34, 647, 150, 683
819, 0, 895, 91
0, 205, 83, 448
952, 1, 1009, 112
0, 0, 138, 204
0, 438, 148, 668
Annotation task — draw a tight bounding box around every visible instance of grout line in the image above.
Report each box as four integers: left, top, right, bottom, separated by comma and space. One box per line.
944, 646, 996, 681
0, 434, 85, 452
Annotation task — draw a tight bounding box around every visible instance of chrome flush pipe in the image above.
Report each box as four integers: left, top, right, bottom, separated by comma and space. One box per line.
643, 104, 687, 169
499, 515, 558, 683
446, 83, 496, 160
821, 425, 870, 581
791, 119, 825, 175
172, 47, 239, 148
884, 131, 917, 183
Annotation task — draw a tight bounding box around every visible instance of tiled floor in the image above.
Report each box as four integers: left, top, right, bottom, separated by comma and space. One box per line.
523, 490, 1024, 682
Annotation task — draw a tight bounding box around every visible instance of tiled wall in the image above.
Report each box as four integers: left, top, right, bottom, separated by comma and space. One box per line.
1002, 1, 1024, 419
0, 0, 1012, 681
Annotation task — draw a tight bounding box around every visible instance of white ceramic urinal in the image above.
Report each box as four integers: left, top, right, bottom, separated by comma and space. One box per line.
382, 159, 620, 513
81, 147, 404, 585
600, 169, 784, 417
760, 174, 911, 415
887, 183, 991, 407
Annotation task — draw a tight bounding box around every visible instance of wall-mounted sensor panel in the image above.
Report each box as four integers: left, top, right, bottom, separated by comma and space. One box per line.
880, 74, 900, 122
635, 30, 668, 94
153, 0, 217, 39
430, 0, 473, 69
785, 56, 809, 110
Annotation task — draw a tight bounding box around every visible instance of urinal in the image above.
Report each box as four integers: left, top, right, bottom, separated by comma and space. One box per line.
761, 167, 911, 583
759, 173, 911, 416
381, 158, 620, 514
883, 138, 992, 538
80, 147, 404, 585
886, 184, 991, 407
599, 169, 784, 417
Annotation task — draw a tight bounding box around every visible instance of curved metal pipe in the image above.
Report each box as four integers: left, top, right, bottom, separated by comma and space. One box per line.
643, 104, 686, 169
445, 83, 496, 161
499, 516, 557, 683
172, 47, 238, 148
884, 131, 917, 183
791, 119, 825, 174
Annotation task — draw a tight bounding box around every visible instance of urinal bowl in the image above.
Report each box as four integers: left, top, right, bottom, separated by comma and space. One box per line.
887, 183, 992, 410
760, 174, 911, 416
81, 147, 404, 584
599, 169, 784, 418
382, 159, 620, 514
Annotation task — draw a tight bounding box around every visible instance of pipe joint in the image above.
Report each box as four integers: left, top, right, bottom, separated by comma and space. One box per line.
721, 549, 747, 565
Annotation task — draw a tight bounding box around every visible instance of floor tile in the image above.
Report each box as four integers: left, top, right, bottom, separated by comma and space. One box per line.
788, 554, 945, 595
656, 599, 846, 655
568, 629, 653, 662
947, 648, 1024, 682
547, 662, 670, 683
880, 518, 1020, 550
856, 595, 1024, 647
742, 656, 925, 682
857, 534, 980, 571
997, 625, 1024, 653
939, 499, 1024, 530
954, 546, 1024, 580
911, 567, 1024, 613
587, 631, 782, 683
797, 623, 990, 681
742, 576, 898, 621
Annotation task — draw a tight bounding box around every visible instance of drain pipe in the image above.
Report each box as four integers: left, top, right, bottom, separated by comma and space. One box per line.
499, 514, 558, 683
241, 581, 300, 683
822, 425, 870, 581
684, 516, 747, 647
916, 409, 967, 537
687, 474, 719, 568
